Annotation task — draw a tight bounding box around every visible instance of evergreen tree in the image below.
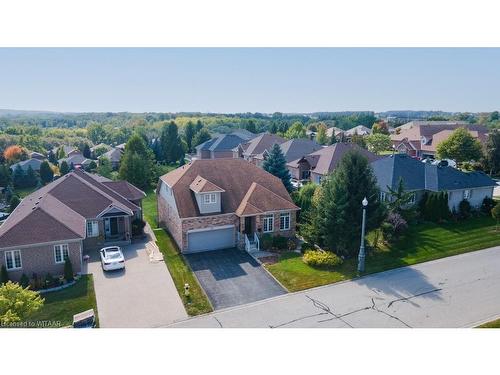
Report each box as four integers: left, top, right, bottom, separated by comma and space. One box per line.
64, 258, 74, 282
12, 165, 25, 189
184, 121, 196, 153
329, 132, 337, 145
118, 133, 155, 189
48, 150, 57, 165
59, 160, 70, 176
9, 195, 20, 213
262, 143, 293, 192
97, 157, 113, 178
39, 161, 54, 184
245, 120, 257, 133
159, 121, 184, 164
195, 120, 203, 132
0, 265, 8, 284
0, 164, 11, 187
269, 122, 278, 134
25, 166, 37, 187
83, 144, 91, 159
317, 151, 385, 257
4, 185, 13, 203
57, 146, 66, 159
192, 128, 211, 148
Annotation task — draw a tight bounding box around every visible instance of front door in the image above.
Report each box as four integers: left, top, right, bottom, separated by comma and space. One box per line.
244, 217, 253, 235
110, 217, 118, 235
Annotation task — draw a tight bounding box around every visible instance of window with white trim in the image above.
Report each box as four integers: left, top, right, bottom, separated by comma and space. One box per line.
86, 220, 99, 237
263, 214, 274, 233
463, 189, 471, 200
280, 213, 291, 231
203, 193, 217, 204
5, 250, 22, 270
54, 244, 69, 264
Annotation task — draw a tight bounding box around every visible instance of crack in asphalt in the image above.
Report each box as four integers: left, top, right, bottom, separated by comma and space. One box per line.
269, 287, 445, 328
387, 288, 442, 308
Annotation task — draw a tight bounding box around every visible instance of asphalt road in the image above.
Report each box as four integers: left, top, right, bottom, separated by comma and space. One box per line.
185, 249, 286, 310
169, 246, 500, 328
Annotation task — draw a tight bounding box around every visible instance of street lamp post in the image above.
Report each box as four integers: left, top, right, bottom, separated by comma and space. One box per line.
357, 197, 368, 273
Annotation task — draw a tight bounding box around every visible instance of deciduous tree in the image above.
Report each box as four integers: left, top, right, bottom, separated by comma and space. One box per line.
284, 122, 306, 139
436, 127, 482, 163
366, 133, 392, 154
0, 281, 44, 325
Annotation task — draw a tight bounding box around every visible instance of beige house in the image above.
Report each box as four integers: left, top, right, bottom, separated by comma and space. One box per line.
157, 159, 299, 253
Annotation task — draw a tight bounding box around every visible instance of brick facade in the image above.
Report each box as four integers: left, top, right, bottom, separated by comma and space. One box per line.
181, 214, 239, 251
0, 241, 82, 281
157, 194, 183, 248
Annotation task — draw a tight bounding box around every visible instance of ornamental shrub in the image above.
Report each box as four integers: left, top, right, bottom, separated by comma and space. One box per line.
0, 265, 8, 284
303, 250, 343, 269
272, 235, 288, 250
260, 234, 273, 250
481, 197, 496, 215
64, 258, 74, 282
458, 199, 472, 220
132, 218, 146, 236
287, 239, 297, 251
19, 274, 29, 288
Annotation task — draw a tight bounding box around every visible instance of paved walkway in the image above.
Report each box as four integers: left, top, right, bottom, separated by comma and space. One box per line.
85, 229, 187, 328
169, 246, 500, 328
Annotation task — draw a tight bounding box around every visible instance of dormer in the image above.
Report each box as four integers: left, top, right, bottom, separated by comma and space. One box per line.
189, 175, 225, 214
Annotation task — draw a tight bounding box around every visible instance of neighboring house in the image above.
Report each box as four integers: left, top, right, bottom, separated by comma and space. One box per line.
29, 152, 45, 161
157, 159, 299, 253
344, 125, 372, 137
287, 143, 381, 184
59, 152, 93, 169
326, 127, 345, 139
391, 121, 488, 159
100, 147, 124, 170
9, 158, 43, 173
195, 131, 257, 159
233, 132, 286, 163
371, 153, 496, 211
0, 169, 145, 281
253, 138, 322, 167
90, 143, 112, 157
51, 145, 77, 157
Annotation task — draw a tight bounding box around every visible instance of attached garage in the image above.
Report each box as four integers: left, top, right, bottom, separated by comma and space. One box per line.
186, 225, 235, 253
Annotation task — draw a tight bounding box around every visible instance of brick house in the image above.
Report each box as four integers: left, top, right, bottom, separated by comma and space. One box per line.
0, 169, 145, 281
157, 159, 299, 253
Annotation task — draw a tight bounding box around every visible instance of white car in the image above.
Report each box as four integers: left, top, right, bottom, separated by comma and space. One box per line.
100, 246, 125, 271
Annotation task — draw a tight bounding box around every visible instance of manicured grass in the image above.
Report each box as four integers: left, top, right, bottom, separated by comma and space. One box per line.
154, 229, 213, 316
478, 318, 500, 328
24, 275, 98, 328
266, 217, 500, 292
143, 189, 158, 228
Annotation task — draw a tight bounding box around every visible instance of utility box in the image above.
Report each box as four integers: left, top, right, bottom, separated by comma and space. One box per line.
73, 309, 96, 328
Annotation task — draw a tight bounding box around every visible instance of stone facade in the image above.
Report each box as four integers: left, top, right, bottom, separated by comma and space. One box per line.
0, 241, 82, 281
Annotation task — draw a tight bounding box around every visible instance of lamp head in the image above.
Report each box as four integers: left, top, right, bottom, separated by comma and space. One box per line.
362, 197, 368, 207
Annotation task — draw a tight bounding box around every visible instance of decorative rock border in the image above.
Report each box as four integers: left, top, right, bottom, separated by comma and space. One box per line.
37, 275, 81, 294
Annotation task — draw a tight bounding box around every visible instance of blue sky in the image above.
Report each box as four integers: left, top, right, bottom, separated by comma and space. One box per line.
0, 48, 499, 113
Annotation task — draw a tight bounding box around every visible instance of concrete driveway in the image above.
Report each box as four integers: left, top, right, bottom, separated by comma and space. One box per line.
171, 246, 500, 328
85, 236, 187, 328
185, 248, 286, 310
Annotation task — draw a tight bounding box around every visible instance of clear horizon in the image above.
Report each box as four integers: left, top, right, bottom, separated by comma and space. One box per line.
1, 48, 499, 113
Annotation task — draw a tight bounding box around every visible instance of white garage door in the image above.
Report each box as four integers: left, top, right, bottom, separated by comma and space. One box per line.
187, 226, 235, 253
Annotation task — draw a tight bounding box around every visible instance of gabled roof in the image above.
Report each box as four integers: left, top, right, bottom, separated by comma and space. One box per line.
287, 143, 381, 176
255, 138, 322, 162
196, 131, 257, 152
345, 125, 371, 136
371, 153, 496, 192
102, 147, 123, 162
236, 182, 298, 216
59, 153, 92, 166
189, 175, 226, 193
9, 158, 42, 171
101, 180, 146, 201
160, 159, 299, 219
234, 133, 286, 157
0, 169, 143, 249
326, 127, 344, 138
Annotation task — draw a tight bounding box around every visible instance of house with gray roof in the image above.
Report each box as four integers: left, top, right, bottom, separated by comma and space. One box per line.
233, 133, 286, 163
100, 147, 124, 170
371, 153, 496, 211
9, 158, 43, 173
195, 131, 257, 159
58, 152, 92, 169
0, 169, 145, 281
253, 138, 322, 167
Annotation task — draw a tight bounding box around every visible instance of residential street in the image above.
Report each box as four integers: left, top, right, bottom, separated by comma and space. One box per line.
169, 246, 500, 328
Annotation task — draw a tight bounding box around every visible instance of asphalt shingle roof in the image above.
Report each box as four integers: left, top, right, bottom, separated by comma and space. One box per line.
371, 154, 496, 192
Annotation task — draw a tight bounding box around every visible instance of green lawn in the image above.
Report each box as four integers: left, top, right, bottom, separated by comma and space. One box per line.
143, 190, 212, 316
154, 229, 212, 316
266, 217, 500, 292
24, 275, 98, 328
143, 189, 158, 228
477, 318, 500, 328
